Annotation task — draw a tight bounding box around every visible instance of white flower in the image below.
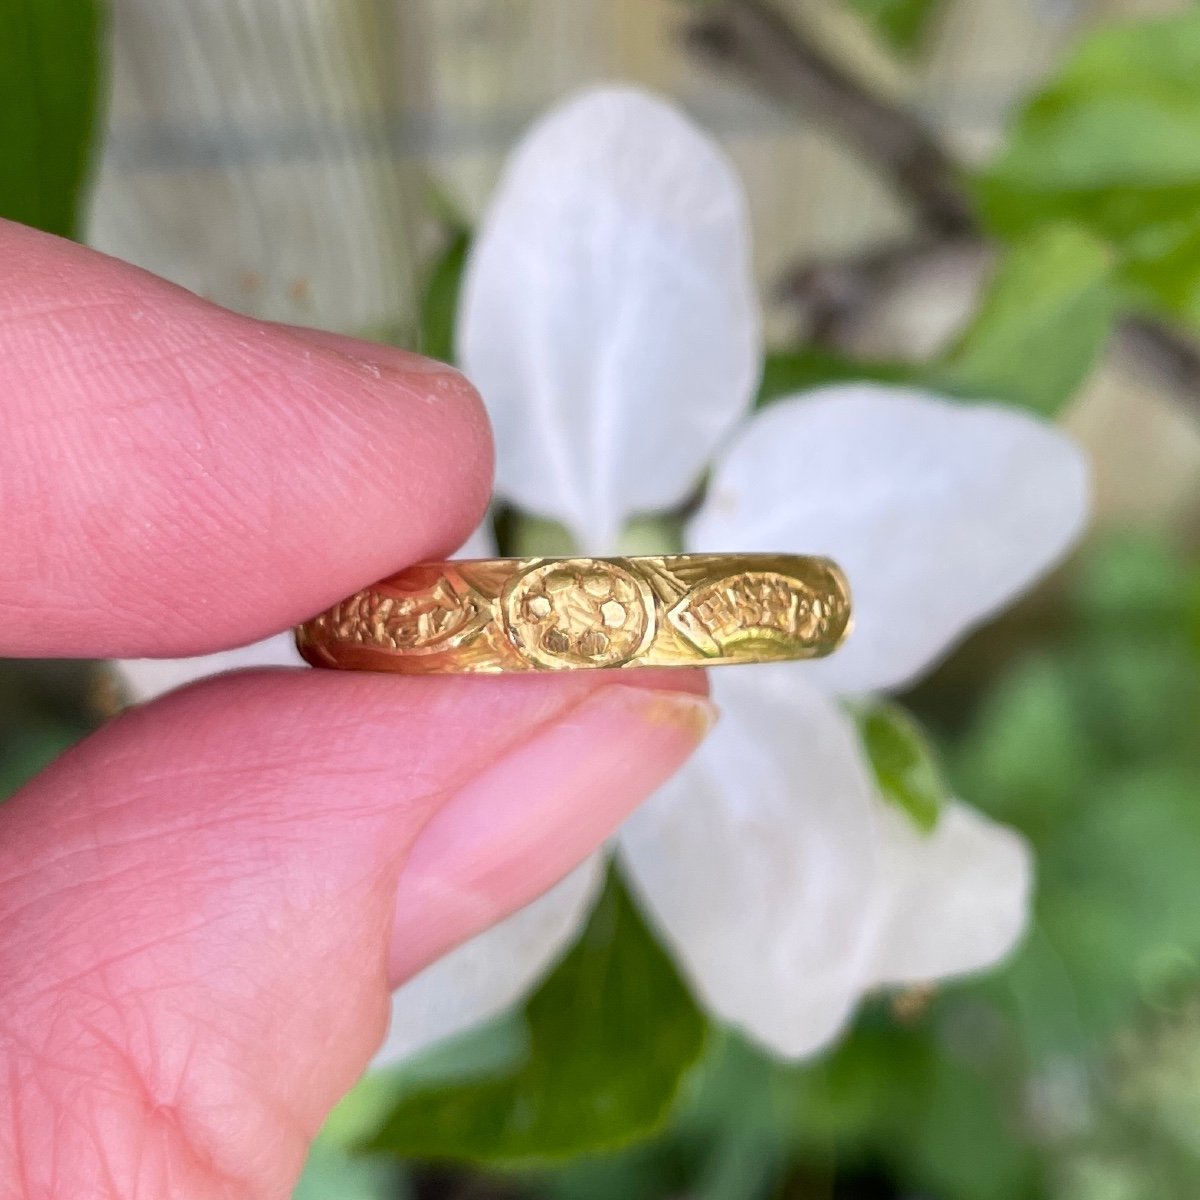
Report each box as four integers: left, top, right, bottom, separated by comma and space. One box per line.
116, 86, 1089, 1063
389, 86, 1089, 1062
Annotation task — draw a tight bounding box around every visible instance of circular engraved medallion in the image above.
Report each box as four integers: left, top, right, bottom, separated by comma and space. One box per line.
502, 559, 656, 669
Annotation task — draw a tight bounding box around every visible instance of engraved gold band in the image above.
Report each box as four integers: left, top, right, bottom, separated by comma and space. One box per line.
295, 554, 851, 674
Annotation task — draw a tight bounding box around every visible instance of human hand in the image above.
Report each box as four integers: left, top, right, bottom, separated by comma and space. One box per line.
0, 219, 712, 1197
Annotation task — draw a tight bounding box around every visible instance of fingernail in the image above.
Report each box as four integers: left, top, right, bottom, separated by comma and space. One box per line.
387, 685, 718, 983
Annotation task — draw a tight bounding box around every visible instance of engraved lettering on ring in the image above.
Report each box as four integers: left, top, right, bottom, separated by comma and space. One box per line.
668, 571, 833, 660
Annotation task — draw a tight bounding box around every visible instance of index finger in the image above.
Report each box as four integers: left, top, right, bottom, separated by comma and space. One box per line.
0, 219, 493, 658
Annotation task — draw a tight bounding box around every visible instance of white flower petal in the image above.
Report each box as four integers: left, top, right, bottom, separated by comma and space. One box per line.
115, 631, 303, 704
687, 386, 1090, 695
373, 856, 604, 1067
617, 665, 881, 1059
459, 86, 759, 550
455, 519, 497, 559
868, 800, 1033, 986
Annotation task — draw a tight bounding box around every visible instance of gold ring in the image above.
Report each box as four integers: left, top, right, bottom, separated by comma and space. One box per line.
296, 554, 851, 674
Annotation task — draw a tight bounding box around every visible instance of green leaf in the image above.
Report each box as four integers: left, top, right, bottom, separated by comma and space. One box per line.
417, 228, 470, 365
0, 0, 102, 237
761, 231, 1113, 417
362, 870, 707, 1166
889, 1049, 1038, 1200
508, 513, 577, 558
757, 348, 914, 408
977, 13, 1200, 327
1189, 579, 1200, 663
771, 1019, 933, 1153
0, 721, 79, 801
1025, 766, 1200, 1043
293, 1139, 400, 1200
951, 656, 1092, 835
854, 699, 949, 833
616, 515, 685, 557
932, 225, 1115, 416
1071, 530, 1197, 633
322, 1013, 529, 1150
847, 0, 944, 54
952, 534, 1200, 1062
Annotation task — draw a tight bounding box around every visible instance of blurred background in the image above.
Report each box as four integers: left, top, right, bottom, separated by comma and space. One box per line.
2, 1, 1199, 1197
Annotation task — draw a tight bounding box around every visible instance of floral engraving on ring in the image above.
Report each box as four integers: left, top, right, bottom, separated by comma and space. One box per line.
502, 560, 657, 669
316, 570, 489, 655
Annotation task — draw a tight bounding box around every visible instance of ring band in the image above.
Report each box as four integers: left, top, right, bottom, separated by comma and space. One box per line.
296, 553, 851, 674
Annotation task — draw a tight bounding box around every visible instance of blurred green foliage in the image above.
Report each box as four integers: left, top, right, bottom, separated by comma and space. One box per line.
757, 348, 915, 405
933, 225, 1116, 417
0, 0, 105, 874
0, 717, 78, 797
979, 13, 1200, 330
760, 226, 1116, 418
961, 536, 1200, 1057
848, 0, 943, 53
362, 871, 706, 1165
418, 227, 470, 366
0, 0, 102, 237
293, 1142, 402, 1200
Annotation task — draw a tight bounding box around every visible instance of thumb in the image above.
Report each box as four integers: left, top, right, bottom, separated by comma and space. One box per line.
0, 668, 711, 1198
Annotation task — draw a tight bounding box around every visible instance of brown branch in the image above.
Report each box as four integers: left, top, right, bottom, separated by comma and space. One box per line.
776, 232, 983, 345
683, 0, 974, 235
683, 0, 1200, 417
1117, 314, 1200, 398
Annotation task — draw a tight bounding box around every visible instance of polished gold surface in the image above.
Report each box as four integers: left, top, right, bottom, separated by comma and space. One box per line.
296, 554, 852, 674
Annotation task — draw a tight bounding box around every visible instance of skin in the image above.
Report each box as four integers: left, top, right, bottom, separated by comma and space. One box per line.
0, 219, 713, 1198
